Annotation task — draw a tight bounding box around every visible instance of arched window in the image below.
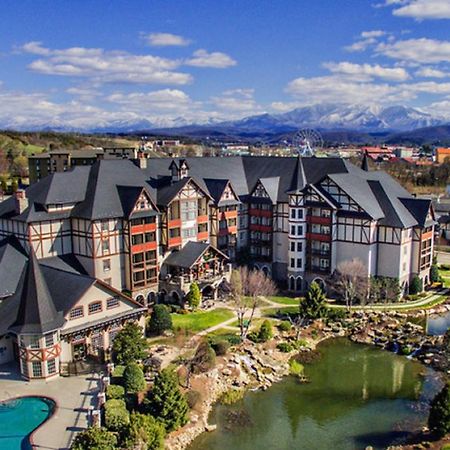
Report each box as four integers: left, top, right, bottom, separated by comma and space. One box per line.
289, 276, 295, 291
296, 276, 303, 292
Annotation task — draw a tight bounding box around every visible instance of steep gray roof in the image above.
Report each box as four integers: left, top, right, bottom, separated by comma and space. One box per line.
9, 252, 64, 334
163, 241, 228, 269
0, 236, 28, 298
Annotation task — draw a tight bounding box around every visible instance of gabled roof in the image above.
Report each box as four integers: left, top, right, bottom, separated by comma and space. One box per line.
163, 241, 228, 269
9, 252, 64, 334
203, 179, 233, 205
400, 198, 434, 228
0, 236, 28, 298
258, 177, 281, 204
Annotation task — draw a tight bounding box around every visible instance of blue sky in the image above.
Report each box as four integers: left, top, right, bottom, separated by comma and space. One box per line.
1, 0, 450, 129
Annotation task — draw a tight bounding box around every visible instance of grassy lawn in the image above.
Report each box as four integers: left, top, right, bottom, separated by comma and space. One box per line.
439, 267, 450, 288
268, 296, 301, 306
171, 308, 235, 333
262, 306, 299, 318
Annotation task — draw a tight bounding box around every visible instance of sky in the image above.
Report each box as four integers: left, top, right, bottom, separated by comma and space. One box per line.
1, 0, 450, 129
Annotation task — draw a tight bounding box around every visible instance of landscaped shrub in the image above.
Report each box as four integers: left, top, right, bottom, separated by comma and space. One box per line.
70, 426, 117, 450
123, 362, 146, 394
257, 320, 273, 342
147, 305, 173, 335
278, 321, 292, 332
106, 384, 125, 400
186, 390, 201, 409
289, 360, 304, 376
277, 342, 294, 353
409, 275, 423, 295
104, 399, 130, 432
145, 369, 189, 432
211, 339, 230, 356
430, 264, 440, 283
428, 382, 450, 437
219, 389, 244, 405
186, 282, 201, 310
112, 322, 148, 365
123, 412, 165, 450
295, 338, 309, 348
190, 341, 216, 374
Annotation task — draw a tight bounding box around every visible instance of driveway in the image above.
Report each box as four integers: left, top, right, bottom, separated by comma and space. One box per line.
0, 363, 101, 450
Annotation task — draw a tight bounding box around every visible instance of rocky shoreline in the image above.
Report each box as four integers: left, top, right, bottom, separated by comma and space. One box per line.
165, 304, 449, 450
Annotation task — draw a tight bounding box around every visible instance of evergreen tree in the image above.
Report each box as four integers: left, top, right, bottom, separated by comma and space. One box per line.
258, 320, 273, 342
123, 362, 146, 394
409, 275, 423, 295
112, 322, 148, 365
70, 427, 117, 450
430, 264, 439, 283
147, 305, 173, 335
124, 412, 165, 450
146, 369, 189, 432
299, 282, 328, 320
428, 383, 450, 437
186, 282, 201, 310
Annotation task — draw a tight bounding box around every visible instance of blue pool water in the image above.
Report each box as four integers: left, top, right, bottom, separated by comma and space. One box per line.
0, 396, 55, 450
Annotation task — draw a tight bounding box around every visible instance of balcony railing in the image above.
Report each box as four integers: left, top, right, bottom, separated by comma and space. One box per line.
309, 265, 331, 273
310, 248, 331, 257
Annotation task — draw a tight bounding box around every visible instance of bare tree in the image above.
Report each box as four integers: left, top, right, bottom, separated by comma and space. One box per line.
332, 258, 368, 310
230, 267, 276, 341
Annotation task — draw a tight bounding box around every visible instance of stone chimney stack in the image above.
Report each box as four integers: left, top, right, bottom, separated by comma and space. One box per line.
138, 155, 148, 169
14, 189, 28, 215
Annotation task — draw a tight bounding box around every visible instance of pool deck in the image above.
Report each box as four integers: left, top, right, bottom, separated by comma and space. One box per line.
0, 363, 101, 450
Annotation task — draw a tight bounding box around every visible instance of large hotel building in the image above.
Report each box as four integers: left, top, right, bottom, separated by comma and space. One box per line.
0, 155, 434, 379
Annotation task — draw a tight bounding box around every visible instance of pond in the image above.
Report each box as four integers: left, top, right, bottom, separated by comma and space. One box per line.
426, 310, 450, 335
189, 339, 443, 450
0, 396, 55, 450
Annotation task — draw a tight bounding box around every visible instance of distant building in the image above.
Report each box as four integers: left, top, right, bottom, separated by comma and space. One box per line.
362, 146, 394, 161
28, 147, 143, 183
392, 147, 414, 158
435, 147, 450, 164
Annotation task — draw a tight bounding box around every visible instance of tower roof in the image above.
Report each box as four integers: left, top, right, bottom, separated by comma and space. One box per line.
9, 251, 64, 334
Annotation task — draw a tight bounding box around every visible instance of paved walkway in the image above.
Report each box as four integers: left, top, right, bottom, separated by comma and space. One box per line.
0, 363, 101, 450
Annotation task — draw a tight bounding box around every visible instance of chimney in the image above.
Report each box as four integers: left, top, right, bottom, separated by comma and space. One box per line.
137, 155, 148, 169
14, 189, 28, 215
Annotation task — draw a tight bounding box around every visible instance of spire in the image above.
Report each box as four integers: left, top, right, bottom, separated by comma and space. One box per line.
294, 155, 307, 191
10, 251, 63, 334
361, 151, 369, 172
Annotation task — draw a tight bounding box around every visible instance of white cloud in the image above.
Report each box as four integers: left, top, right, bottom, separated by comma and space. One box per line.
185, 49, 237, 68
323, 61, 410, 81
210, 88, 261, 113
285, 75, 416, 105
377, 38, 450, 64
145, 32, 191, 47
345, 30, 388, 52
21, 42, 192, 85
415, 67, 449, 78
393, 0, 450, 20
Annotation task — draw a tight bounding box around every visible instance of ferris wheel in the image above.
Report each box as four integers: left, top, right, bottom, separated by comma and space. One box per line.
292, 129, 323, 157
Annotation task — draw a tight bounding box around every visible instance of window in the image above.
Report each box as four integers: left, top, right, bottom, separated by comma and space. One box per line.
297, 242, 303, 252
146, 268, 157, 279
198, 223, 208, 233
297, 258, 302, 269
291, 209, 296, 219
291, 225, 295, 235
88, 301, 102, 315
102, 239, 110, 252
132, 234, 144, 245
145, 250, 156, 261
145, 232, 156, 242
32, 361, 42, 378
21, 359, 29, 378
133, 253, 144, 264
29, 336, 40, 349
290, 242, 295, 252
45, 334, 54, 347
181, 200, 197, 221
69, 306, 84, 320
91, 333, 104, 350
107, 296, 120, 309
169, 228, 180, 238
297, 225, 303, 236
182, 227, 196, 239
103, 259, 111, 272
298, 209, 304, 219
47, 359, 56, 375
290, 258, 295, 268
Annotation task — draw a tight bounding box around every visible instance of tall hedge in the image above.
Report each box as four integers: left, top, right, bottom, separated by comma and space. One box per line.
104, 399, 130, 432
123, 362, 146, 394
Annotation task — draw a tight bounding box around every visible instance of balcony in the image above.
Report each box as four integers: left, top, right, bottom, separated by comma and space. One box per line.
306, 232, 331, 242
310, 248, 331, 257
307, 215, 331, 225
309, 265, 331, 274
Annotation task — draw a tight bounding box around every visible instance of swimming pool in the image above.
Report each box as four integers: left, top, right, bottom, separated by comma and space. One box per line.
0, 396, 55, 450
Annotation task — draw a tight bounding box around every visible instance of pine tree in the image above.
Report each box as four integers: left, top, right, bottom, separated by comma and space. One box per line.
299, 281, 328, 320
409, 275, 423, 295
186, 282, 201, 310
112, 322, 148, 365
147, 305, 173, 335
123, 362, 146, 394
428, 383, 450, 437
124, 412, 165, 450
146, 369, 189, 432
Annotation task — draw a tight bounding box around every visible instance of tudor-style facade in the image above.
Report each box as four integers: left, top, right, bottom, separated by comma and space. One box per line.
0, 155, 435, 311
